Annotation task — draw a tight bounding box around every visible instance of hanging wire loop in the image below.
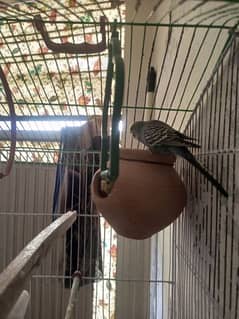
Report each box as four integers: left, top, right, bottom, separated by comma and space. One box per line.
0, 66, 16, 179
100, 21, 124, 195
33, 15, 107, 54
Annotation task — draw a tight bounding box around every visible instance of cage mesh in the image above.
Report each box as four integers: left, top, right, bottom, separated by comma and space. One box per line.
0, 1, 239, 319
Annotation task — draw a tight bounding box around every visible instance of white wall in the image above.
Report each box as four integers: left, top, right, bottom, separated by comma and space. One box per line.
122, 0, 230, 144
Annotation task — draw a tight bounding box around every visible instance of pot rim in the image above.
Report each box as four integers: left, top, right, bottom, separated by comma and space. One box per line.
120, 148, 176, 165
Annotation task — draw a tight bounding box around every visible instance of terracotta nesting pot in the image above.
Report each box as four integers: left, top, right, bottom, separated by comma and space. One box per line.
91, 149, 187, 239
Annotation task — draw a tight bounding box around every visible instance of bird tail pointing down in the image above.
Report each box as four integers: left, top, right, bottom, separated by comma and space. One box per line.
171, 146, 228, 198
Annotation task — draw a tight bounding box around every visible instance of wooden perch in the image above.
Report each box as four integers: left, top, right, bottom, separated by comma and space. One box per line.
6, 290, 30, 319
0, 211, 77, 319
64, 271, 82, 319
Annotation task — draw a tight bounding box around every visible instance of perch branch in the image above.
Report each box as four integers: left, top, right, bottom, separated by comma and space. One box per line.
0, 211, 77, 319
64, 271, 82, 319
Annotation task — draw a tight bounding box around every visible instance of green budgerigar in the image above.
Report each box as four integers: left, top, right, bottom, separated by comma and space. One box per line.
130, 120, 228, 197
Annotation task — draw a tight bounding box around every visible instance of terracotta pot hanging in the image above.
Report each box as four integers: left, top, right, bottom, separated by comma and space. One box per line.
91, 149, 187, 240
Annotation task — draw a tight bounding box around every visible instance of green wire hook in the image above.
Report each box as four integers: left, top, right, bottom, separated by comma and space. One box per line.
100, 20, 124, 195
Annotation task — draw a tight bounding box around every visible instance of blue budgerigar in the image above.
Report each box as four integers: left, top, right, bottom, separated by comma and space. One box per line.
130, 120, 228, 197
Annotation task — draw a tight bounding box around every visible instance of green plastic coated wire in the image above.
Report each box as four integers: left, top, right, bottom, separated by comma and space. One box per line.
100, 20, 124, 195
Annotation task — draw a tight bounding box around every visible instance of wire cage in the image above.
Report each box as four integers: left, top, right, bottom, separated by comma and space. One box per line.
0, 1, 239, 319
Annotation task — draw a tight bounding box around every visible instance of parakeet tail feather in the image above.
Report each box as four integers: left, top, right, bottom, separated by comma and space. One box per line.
171, 147, 228, 197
